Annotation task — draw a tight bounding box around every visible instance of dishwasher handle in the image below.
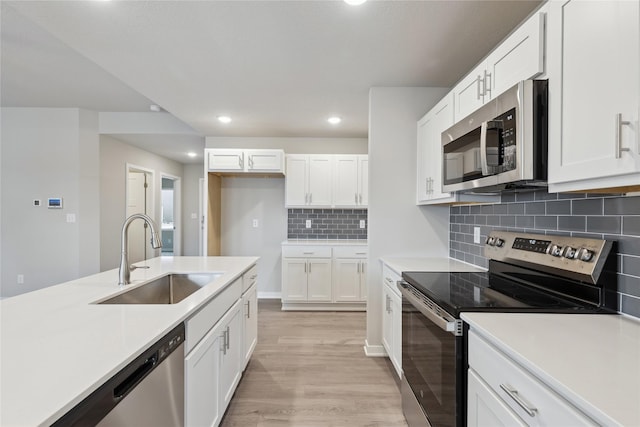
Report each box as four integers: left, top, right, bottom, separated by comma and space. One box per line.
113, 353, 158, 401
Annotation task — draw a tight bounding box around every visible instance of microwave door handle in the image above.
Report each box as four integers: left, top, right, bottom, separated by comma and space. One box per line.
479, 120, 490, 175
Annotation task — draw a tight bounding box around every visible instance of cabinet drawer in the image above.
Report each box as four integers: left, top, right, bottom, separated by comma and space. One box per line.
185, 277, 242, 354
282, 245, 332, 258
333, 246, 368, 258
382, 264, 402, 298
242, 265, 258, 293
468, 330, 596, 426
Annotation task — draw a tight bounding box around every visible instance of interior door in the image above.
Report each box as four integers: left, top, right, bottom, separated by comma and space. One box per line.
126, 171, 148, 263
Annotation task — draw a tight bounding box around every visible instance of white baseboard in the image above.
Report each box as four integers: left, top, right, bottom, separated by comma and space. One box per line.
364, 340, 387, 357
257, 291, 281, 299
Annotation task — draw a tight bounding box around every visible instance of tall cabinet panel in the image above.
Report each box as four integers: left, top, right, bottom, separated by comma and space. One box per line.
547, 0, 640, 192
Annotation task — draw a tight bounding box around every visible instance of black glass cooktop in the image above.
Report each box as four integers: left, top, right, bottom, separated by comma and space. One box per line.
401, 269, 606, 317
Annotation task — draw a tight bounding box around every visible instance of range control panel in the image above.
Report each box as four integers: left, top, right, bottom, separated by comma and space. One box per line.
484, 231, 612, 284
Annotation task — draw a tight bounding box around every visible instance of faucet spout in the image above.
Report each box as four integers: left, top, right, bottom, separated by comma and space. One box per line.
118, 213, 162, 286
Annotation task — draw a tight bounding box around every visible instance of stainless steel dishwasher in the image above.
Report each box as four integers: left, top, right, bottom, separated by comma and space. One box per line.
53, 323, 185, 426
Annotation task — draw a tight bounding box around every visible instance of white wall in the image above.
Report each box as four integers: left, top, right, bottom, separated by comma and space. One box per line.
99, 135, 184, 271
365, 87, 451, 354
220, 177, 286, 296
182, 163, 204, 256
206, 136, 367, 297
1, 108, 100, 297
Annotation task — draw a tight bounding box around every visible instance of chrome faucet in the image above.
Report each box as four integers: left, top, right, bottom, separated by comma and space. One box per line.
118, 213, 162, 286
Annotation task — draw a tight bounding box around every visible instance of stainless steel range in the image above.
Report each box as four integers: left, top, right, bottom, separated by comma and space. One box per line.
398, 231, 617, 427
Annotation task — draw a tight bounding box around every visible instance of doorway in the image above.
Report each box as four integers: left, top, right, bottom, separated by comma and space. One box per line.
161, 174, 181, 256
126, 165, 154, 264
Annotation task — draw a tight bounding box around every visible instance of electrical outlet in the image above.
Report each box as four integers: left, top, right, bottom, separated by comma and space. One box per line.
191, 213, 197, 219
17, 274, 24, 284
473, 226, 481, 244
252, 219, 259, 228
305, 219, 312, 228
359, 219, 366, 229
66, 213, 76, 223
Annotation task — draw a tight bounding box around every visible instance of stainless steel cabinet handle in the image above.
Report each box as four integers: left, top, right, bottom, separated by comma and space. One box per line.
221, 332, 227, 355
303, 252, 314, 255
246, 300, 251, 319
499, 384, 537, 417
304, 262, 307, 273
355, 252, 367, 255
225, 326, 230, 350
250, 274, 257, 280
359, 194, 363, 204
309, 193, 313, 204
484, 70, 492, 97
238, 156, 243, 168
615, 113, 632, 158
476, 75, 483, 100
385, 295, 390, 313
385, 277, 393, 285
248, 156, 254, 169
355, 193, 358, 204
357, 263, 360, 273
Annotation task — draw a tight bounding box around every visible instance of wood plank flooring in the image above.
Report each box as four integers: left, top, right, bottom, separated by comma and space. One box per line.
220, 300, 407, 427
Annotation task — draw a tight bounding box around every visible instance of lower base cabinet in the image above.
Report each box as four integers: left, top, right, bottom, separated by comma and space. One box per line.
381, 264, 402, 378
242, 282, 258, 370
467, 369, 526, 426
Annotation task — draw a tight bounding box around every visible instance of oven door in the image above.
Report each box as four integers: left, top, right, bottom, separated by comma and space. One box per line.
399, 282, 465, 427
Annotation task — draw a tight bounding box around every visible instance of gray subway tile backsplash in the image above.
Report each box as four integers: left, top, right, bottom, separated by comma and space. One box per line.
449, 190, 640, 318
288, 208, 367, 239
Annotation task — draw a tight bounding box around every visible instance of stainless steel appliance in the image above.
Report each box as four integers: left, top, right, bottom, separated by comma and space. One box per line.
442, 80, 548, 193
399, 231, 617, 427
53, 323, 185, 426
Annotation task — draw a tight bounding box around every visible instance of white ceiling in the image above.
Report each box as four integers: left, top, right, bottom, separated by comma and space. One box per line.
1, 0, 541, 164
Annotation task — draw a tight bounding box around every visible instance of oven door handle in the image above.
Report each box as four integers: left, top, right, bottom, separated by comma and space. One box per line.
398, 281, 462, 336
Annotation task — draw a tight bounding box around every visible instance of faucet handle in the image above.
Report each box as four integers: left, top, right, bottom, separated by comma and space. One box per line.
130, 264, 150, 271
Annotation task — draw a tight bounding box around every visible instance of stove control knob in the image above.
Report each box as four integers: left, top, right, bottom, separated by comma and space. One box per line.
577, 248, 594, 262
494, 238, 505, 248
547, 244, 563, 257
563, 246, 577, 259
486, 237, 495, 246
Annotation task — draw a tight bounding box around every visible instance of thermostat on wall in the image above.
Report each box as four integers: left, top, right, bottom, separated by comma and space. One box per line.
48, 198, 63, 209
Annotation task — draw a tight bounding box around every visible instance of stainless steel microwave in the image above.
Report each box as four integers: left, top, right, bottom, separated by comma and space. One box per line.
442, 79, 548, 193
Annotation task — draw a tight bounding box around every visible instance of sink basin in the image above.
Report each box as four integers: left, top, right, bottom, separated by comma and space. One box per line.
98, 273, 222, 304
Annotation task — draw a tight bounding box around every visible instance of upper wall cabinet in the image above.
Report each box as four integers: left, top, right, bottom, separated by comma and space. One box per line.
453, 8, 546, 122
417, 93, 499, 205
333, 155, 368, 208
285, 154, 368, 208
207, 149, 285, 175
547, 0, 640, 193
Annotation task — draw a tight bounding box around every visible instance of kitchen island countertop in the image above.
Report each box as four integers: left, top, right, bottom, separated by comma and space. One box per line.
0, 256, 258, 427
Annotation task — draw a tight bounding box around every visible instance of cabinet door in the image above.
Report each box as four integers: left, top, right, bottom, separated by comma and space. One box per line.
548, 0, 640, 190
453, 62, 487, 122
357, 156, 368, 207
381, 285, 394, 359
242, 284, 258, 370
486, 10, 545, 98
207, 149, 244, 171
185, 321, 222, 427
359, 261, 367, 301
307, 259, 332, 301
333, 259, 360, 302
416, 113, 432, 204
467, 369, 526, 427
282, 258, 308, 301
246, 149, 283, 173
308, 155, 333, 206
285, 155, 309, 207
219, 301, 242, 412
389, 289, 402, 378
333, 156, 359, 207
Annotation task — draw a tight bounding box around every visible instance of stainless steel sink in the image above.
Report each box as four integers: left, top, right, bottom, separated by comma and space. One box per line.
98, 273, 222, 304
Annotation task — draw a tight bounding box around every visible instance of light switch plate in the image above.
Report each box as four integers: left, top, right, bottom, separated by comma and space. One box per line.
359, 219, 366, 229
473, 226, 481, 244
305, 219, 312, 228
252, 219, 259, 228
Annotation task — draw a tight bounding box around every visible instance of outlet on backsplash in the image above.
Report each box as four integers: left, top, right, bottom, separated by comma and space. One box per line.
305, 220, 312, 228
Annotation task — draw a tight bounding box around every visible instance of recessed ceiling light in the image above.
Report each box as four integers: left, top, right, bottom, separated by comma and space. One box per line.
328, 116, 342, 125
344, 0, 367, 5
217, 116, 232, 124
187, 152, 197, 158
149, 104, 162, 112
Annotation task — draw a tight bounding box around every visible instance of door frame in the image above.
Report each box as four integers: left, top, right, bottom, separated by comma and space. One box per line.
161, 172, 182, 256
125, 163, 156, 259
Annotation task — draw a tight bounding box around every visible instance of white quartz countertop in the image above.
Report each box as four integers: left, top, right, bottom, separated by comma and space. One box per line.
282, 239, 367, 246
0, 256, 258, 427
461, 312, 640, 426
379, 256, 485, 274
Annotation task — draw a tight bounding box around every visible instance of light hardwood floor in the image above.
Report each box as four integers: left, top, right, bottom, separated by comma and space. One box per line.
220, 299, 408, 427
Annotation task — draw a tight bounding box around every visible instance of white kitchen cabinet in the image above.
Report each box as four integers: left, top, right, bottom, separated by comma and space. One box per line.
332, 246, 368, 302
453, 8, 546, 122
285, 154, 333, 207
218, 300, 243, 411
282, 246, 333, 305
467, 369, 526, 427
547, 0, 640, 193
207, 148, 284, 174
333, 155, 368, 207
468, 330, 598, 426
241, 266, 258, 371
381, 264, 402, 378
